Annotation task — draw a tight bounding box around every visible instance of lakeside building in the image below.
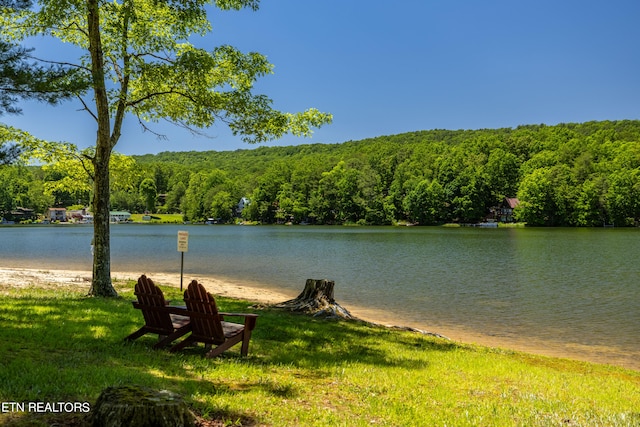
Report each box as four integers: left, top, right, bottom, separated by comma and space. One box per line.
47, 208, 67, 222
499, 197, 520, 223
485, 197, 521, 224
2, 207, 35, 223
110, 211, 132, 222
236, 197, 250, 216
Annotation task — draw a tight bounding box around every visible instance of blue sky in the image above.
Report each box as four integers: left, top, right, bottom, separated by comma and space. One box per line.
4, 0, 640, 155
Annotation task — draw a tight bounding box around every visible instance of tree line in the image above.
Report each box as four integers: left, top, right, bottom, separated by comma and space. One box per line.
3, 119, 640, 227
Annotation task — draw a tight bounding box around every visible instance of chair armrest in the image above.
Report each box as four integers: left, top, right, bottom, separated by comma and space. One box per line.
218, 312, 258, 318
218, 312, 258, 330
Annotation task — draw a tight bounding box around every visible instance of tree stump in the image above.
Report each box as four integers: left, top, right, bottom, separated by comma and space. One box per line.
91, 386, 195, 427
274, 279, 353, 319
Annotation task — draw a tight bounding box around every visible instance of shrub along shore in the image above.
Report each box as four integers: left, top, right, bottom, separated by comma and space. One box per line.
1, 277, 639, 426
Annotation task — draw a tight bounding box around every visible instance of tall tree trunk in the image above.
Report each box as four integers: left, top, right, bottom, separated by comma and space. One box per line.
87, 0, 117, 297
89, 148, 116, 297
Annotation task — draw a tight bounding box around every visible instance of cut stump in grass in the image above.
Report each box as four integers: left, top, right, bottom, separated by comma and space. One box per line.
274, 279, 353, 319
91, 385, 195, 427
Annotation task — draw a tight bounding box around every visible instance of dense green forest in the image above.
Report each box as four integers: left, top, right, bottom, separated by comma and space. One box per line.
3, 120, 640, 226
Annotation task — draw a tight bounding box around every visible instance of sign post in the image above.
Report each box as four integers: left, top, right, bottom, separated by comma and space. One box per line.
177, 230, 189, 290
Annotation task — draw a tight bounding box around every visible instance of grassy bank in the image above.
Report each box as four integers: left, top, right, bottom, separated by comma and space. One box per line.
1, 281, 639, 426
129, 213, 184, 223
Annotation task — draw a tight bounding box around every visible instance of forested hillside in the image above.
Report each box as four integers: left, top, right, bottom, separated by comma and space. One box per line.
3, 120, 640, 226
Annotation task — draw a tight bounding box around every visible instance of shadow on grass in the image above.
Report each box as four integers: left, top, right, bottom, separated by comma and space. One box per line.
0, 286, 460, 426
246, 306, 459, 372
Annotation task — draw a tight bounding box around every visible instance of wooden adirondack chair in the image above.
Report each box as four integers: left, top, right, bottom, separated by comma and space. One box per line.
124, 275, 191, 349
170, 280, 258, 357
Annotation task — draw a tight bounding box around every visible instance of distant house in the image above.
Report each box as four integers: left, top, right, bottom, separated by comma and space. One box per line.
236, 197, 250, 216
499, 197, 520, 222
67, 208, 87, 222
47, 208, 67, 222
6, 207, 35, 222
68, 208, 92, 223
110, 211, 131, 222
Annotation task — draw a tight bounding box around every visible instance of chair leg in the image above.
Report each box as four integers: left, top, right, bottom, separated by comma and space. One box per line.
124, 327, 147, 342
240, 330, 253, 356
154, 324, 191, 349
205, 338, 240, 358
169, 336, 195, 353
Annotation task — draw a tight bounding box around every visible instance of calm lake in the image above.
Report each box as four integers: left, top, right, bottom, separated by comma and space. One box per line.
1, 224, 639, 370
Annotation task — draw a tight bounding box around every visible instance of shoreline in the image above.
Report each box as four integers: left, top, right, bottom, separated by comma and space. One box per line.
1, 267, 637, 371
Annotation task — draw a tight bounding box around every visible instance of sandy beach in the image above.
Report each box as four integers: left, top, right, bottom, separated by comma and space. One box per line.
1, 267, 637, 371
0, 267, 295, 303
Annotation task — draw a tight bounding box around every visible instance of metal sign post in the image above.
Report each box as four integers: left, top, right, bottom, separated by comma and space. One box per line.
177, 230, 189, 290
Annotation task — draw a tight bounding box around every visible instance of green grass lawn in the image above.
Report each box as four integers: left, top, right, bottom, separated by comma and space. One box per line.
129, 213, 185, 223
1, 281, 639, 426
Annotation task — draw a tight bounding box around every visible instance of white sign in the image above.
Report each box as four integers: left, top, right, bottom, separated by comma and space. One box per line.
177, 230, 189, 252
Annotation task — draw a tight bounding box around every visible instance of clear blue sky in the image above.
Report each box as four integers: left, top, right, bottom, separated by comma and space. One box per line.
4, 0, 640, 155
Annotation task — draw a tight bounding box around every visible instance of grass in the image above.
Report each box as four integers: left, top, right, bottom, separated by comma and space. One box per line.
1, 282, 639, 426
129, 213, 184, 223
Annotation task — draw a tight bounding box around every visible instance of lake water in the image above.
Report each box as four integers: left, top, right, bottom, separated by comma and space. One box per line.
1, 224, 639, 370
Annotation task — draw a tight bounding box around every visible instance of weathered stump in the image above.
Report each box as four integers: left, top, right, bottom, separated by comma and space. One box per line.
91, 385, 195, 427
275, 279, 353, 319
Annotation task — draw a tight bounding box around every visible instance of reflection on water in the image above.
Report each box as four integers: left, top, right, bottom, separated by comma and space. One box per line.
1, 224, 639, 369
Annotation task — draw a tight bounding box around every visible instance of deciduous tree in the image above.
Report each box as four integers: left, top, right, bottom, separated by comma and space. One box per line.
0, 0, 86, 165
1, 0, 331, 296
139, 178, 157, 213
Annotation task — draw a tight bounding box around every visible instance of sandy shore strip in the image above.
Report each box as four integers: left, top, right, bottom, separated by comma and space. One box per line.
0, 267, 294, 304
1, 267, 637, 371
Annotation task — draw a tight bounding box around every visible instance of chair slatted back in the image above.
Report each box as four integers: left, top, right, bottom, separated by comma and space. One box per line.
135, 275, 173, 333
183, 280, 225, 344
